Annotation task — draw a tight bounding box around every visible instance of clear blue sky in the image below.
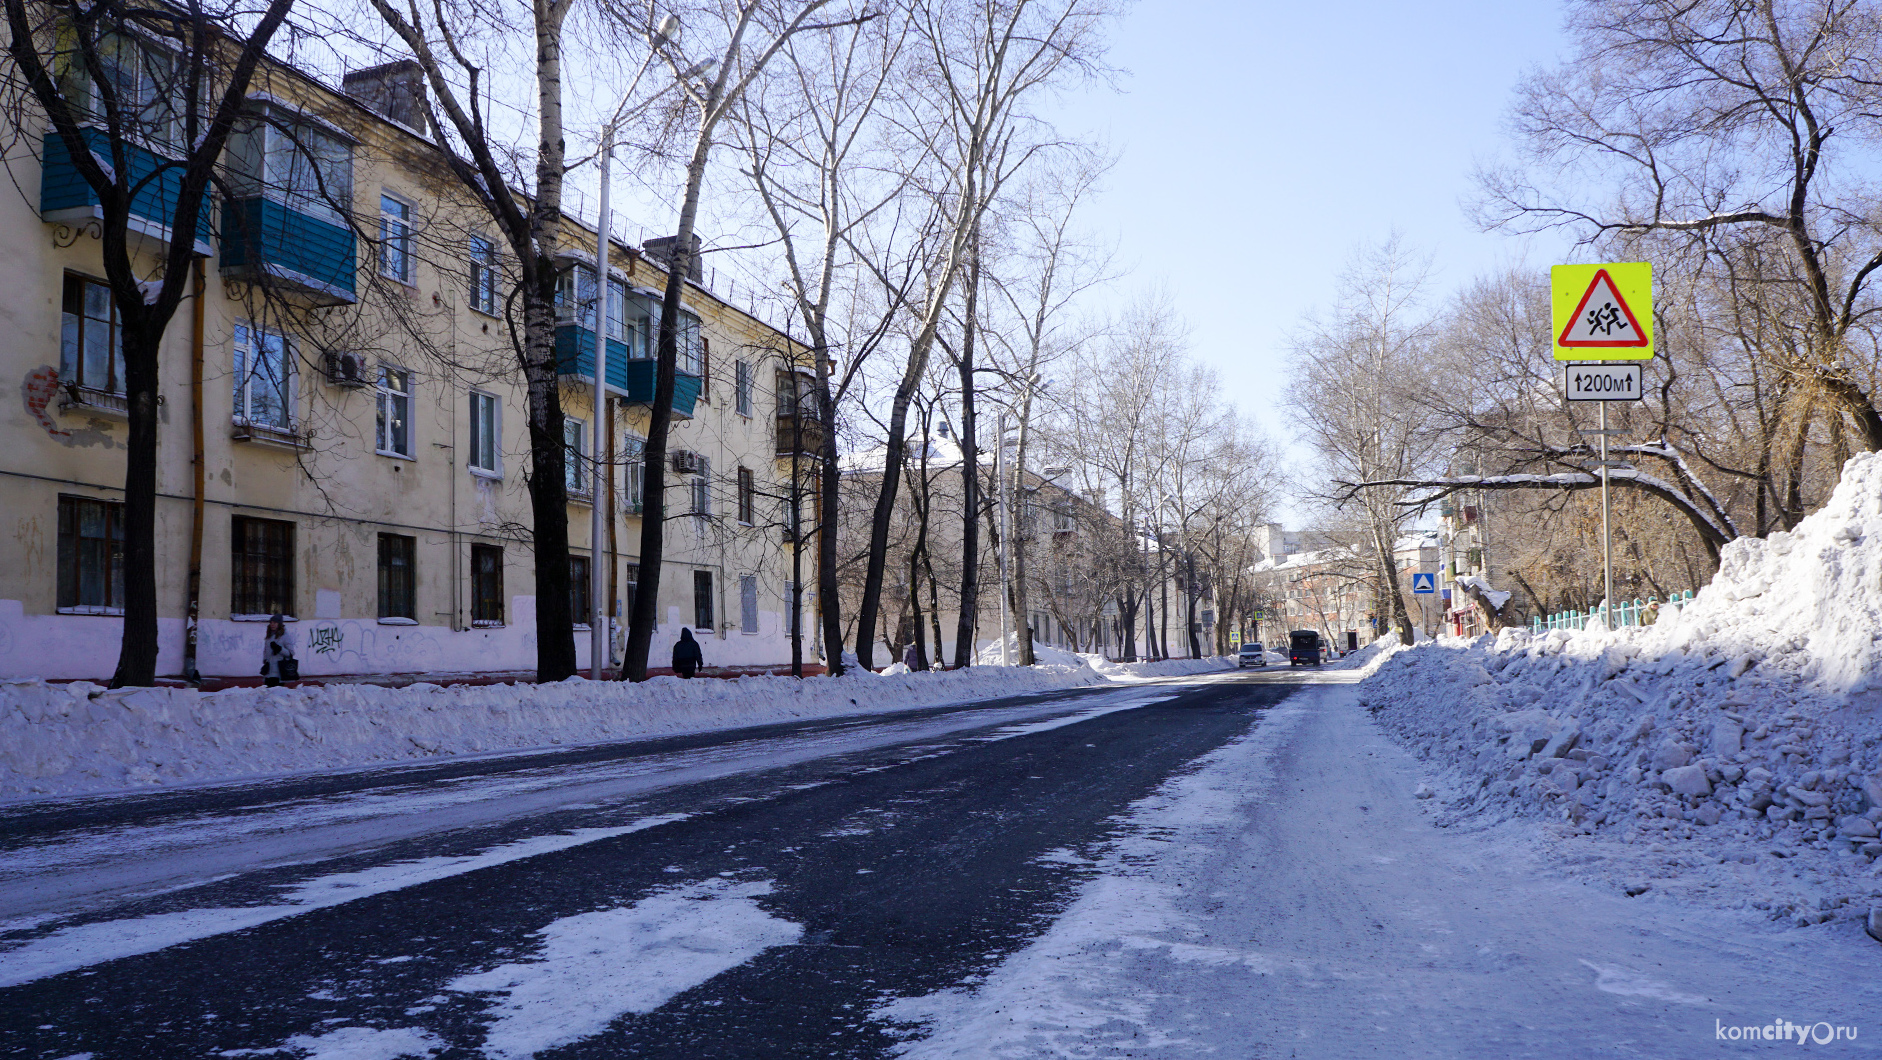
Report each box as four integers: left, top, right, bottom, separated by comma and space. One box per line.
1049, 0, 1577, 517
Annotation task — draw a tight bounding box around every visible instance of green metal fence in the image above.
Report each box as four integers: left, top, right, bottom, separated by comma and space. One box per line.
1532, 590, 1696, 634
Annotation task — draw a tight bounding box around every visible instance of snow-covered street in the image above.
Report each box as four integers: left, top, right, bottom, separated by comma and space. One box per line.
885, 677, 1877, 1058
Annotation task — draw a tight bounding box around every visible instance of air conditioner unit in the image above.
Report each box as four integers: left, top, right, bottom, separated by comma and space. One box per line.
323, 350, 370, 388
671, 450, 701, 475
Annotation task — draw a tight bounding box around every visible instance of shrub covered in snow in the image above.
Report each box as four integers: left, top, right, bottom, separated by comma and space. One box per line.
1360, 453, 1882, 927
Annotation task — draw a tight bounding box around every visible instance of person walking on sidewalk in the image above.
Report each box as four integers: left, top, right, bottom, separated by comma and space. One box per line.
672, 627, 704, 679
261, 615, 297, 687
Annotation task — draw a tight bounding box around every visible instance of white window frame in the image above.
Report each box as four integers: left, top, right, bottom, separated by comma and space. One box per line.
690, 456, 711, 517
740, 574, 759, 634
734, 359, 752, 417
379, 192, 415, 284
375, 364, 414, 458
565, 416, 588, 497
232, 321, 295, 431
468, 236, 499, 316
468, 390, 501, 477
622, 434, 645, 514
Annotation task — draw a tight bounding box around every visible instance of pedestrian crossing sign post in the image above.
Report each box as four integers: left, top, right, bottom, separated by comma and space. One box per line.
1552, 263, 1652, 361
1551, 261, 1652, 631
1411, 572, 1436, 595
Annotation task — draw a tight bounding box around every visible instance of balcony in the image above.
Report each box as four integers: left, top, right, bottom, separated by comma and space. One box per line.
554, 323, 701, 419
40, 127, 212, 254
774, 413, 826, 460
219, 196, 357, 305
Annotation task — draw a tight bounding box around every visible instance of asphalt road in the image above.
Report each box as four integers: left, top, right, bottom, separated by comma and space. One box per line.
0, 669, 1305, 1059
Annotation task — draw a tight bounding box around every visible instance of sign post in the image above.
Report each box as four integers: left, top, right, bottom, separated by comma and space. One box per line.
1553, 263, 1653, 632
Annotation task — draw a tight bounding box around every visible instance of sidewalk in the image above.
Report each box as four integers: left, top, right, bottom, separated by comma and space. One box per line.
882, 677, 1878, 1058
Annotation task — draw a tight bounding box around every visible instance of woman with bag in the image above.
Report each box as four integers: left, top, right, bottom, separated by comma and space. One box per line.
262, 614, 298, 687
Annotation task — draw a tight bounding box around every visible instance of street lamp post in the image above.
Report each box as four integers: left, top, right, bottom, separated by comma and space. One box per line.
590, 14, 679, 679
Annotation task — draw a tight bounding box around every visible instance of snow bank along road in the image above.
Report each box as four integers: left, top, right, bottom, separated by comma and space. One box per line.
5, 665, 1876, 1058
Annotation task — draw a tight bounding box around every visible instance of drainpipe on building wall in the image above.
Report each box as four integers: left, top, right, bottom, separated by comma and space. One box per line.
182, 257, 207, 685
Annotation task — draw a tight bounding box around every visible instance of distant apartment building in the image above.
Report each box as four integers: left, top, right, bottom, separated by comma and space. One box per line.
0, 48, 817, 680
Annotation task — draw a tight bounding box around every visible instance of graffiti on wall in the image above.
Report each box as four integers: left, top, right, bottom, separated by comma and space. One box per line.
303, 620, 444, 672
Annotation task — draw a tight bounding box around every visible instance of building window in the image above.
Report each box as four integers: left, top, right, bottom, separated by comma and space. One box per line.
379, 193, 413, 283
693, 570, 714, 630
570, 555, 591, 627
565, 417, 587, 495
468, 391, 500, 474
377, 533, 415, 619
376, 366, 412, 456
555, 265, 629, 341
232, 516, 295, 617
227, 103, 354, 225
678, 312, 704, 375
471, 544, 504, 625
56, 496, 123, 613
734, 360, 752, 416
60, 275, 120, 396
736, 467, 755, 525
623, 436, 645, 513
55, 26, 183, 148
740, 574, 758, 634
691, 457, 711, 516
233, 323, 293, 430
625, 563, 639, 616
468, 236, 499, 315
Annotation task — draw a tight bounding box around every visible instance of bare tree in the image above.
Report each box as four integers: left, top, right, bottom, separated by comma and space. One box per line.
1286, 237, 1442, 646
365, 0, 598, 680
848, 0, 1112, 670
621, 0, 875, 681
728, 2, 910, 674
1477, 0, 1882, 466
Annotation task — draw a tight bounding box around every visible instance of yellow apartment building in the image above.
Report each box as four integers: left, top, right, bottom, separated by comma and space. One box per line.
0, 43, 820, 682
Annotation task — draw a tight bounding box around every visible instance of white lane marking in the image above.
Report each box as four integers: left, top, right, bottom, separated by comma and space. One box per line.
445, 879, 801, 1059
975, 694, 1176, 742
0, 815, 689, 988
1577, 959, 1709, 1005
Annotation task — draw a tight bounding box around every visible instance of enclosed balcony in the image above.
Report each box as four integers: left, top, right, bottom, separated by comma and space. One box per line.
219, 196, 357, 305
774, 413, 826, 460
40, 127, 212, 254
554, 324, 701, 419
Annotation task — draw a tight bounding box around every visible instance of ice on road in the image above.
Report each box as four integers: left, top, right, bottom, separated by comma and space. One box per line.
882, 678, 1878, 1058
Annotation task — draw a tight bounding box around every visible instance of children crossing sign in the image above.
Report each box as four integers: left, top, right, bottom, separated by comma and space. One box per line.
1411, 572, 1436, 594
1552, 263, 1653, 360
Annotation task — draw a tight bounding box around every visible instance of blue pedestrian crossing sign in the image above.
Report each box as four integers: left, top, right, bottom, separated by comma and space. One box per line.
1411, 572, 1436, 594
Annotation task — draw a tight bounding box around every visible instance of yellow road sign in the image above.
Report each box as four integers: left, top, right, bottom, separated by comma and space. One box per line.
1552, 262, 1652, 361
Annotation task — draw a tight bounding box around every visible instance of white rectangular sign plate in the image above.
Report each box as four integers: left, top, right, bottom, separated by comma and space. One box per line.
1565, 363, 1644, 401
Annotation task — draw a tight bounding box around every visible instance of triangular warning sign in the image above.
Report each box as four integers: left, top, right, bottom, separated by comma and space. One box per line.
1558, 269, 1648, 347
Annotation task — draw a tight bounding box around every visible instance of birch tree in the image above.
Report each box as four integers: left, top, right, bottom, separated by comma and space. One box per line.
848, 0, 1112, 670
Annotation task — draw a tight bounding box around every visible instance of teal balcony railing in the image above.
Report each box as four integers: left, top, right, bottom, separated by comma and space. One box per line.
40, 127, 212, 253
554, 323, 702, 418
219, 197, 357, 305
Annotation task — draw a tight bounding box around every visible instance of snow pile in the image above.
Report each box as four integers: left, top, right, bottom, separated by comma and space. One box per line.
1455, 574, 1511, 612
972, 634, 1235, 679
1358, 454, 1882, 927
0, 660, 1111, 801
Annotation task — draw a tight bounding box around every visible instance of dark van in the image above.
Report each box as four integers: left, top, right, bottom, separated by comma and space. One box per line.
1288, 630, 1323, 667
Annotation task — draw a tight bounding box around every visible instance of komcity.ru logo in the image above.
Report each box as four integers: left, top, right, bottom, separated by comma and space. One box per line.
1717, 1019, 1858, 1045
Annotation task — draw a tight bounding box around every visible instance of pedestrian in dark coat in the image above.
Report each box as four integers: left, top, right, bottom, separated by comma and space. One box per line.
261, 614, 296, 687
672, 627, 704, 678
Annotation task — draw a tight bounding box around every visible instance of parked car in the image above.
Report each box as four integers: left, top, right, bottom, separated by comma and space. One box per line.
1237, 643, 1266, 668
1288, 630, 1324, 667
